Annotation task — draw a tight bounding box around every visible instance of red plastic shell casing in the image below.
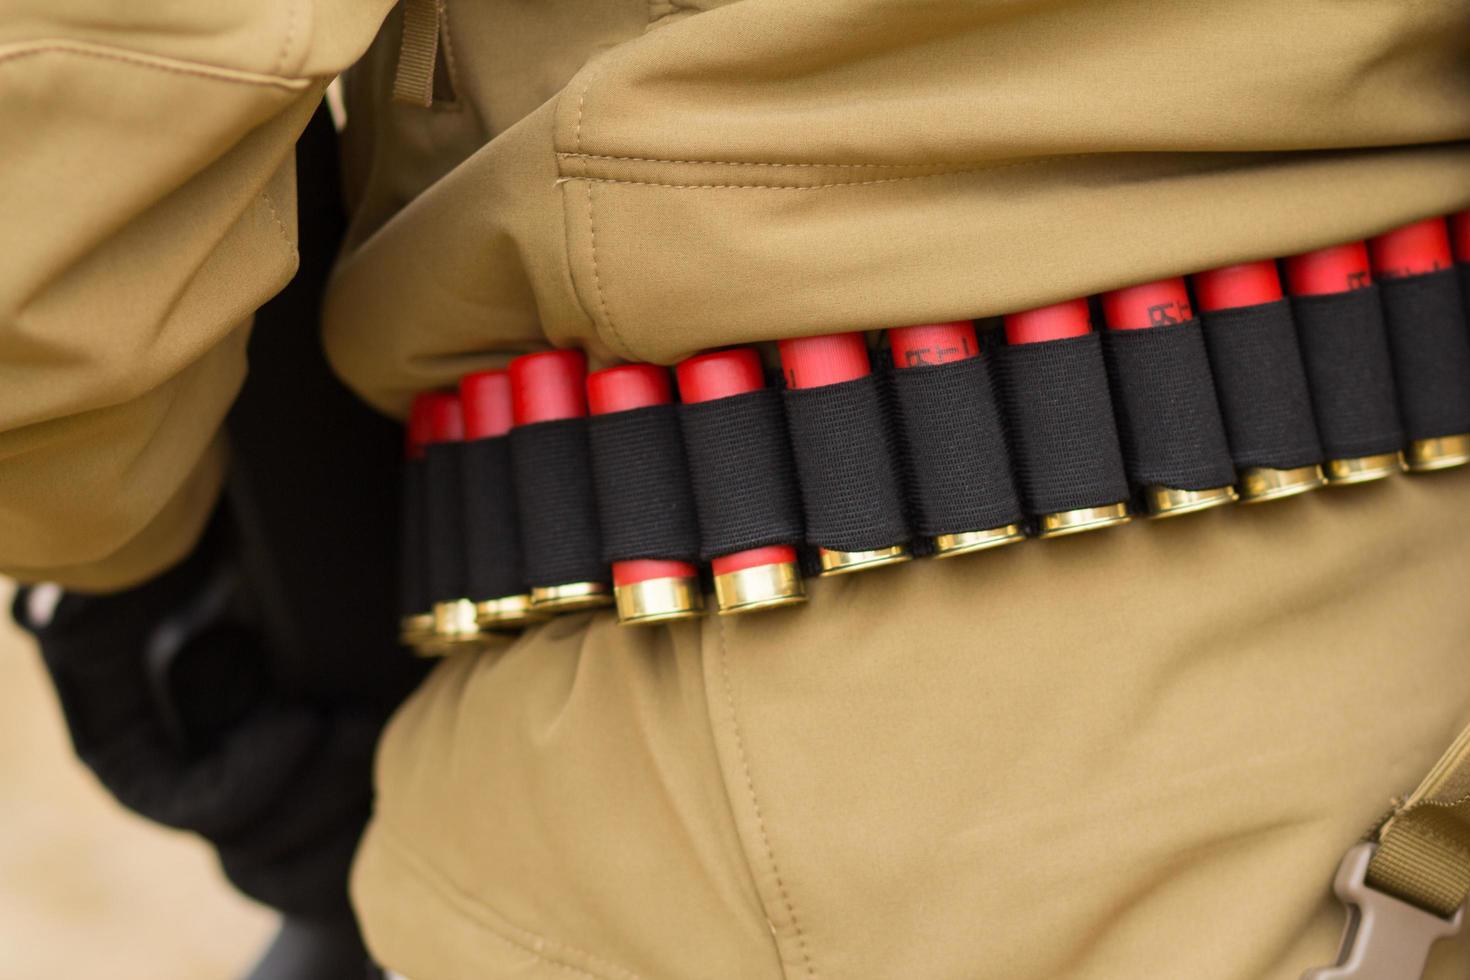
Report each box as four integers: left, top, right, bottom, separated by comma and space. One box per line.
778, 333, 871, 389
423, 391, 464, 444
887, 322, 979, 368
587, 363, 698, 586
406, 393, 441, 460
675, 348, 800, 578
460, 370, 514, 440
1003, 298, 1092, 345
1451, 211, 1470, 264
1284, 242, 1373, 297
1369, 218, 1453, 280
1193, 261, 1284, 313
1102, 277, 1193, 330
509, 349, 588, 425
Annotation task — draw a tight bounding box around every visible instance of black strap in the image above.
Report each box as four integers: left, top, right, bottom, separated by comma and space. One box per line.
422, 442, 467, 604
510, 418, 609, 588
460, 436, 526, 601
1378, 268, 1470, 441
589, 404, 701, 564
1198, 300, 1324, 470
889, 355, 1023, 536
784, 374, 911, 552
1101, 320, 1236, 491
1291, 286, 1403, 457
679, 388, 804, 560
997, 333, 1131, 514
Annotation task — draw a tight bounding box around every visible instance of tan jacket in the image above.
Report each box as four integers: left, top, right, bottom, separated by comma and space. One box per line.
5, 1, 1470, 977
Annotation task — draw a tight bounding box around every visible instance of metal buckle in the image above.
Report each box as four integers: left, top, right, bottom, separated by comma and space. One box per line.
1303, 843, 1464, 980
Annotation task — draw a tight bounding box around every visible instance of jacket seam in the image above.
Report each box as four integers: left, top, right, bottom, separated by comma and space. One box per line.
0, 40, 312, 90
558, 154, 1094, 191
374, 820, 646, 980
557, 152, 1010, 169
271, 0, 299, 75
717, 618, 817, 978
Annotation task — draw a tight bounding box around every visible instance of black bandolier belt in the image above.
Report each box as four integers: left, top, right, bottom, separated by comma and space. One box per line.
398, 212, 1470, 653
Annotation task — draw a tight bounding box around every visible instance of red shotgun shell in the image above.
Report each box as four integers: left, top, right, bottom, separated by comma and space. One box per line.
1193, 261, 1283, 313
778, 333, 911, 575
460, 370, 514, 440
587, 364, 703, 625
508, 349, 613, 613
1284, 242, 1373, 297
676, 348, 805, 615
1369, 218, 1453, 280
1285, 242, 1403, 484
886, 322, 1025, 557
1101, 277, 1193, 331
1451, 211, 1470, 264
1003, 298, 1093, 345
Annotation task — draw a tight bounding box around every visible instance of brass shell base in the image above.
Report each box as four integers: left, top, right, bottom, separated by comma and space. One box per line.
475, 594, 542, 631
614, 577, 704, 625
932, 524, 1026, 558
414, 599, 484, 657
713, 562, 806, 616
1237, 464, 1326, 504
1325, 452, 1405, 486
399, 612, 436, 648
529, 581, 613, 614
1144, 484, 1238, 519
1405, 434, 1470, 473
1037, 503, 1132, 539
817, 544, 912, 576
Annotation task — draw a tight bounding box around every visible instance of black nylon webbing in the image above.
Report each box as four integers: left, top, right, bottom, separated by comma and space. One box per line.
1102, 320, 1237, 491
784, 374, 911, 552
510, 418, 609, 588
398, 458, 428, 616
1198, 300, 1323, 470
680, 388, 804, 560
423, 442, 466, 604
589, 404, 701, 564
460, 436, 525, 601
1292, 286, 1404, 458
997, 333, 1130, 514
1378, 269, 1470, 441
889, 356, 1023, 536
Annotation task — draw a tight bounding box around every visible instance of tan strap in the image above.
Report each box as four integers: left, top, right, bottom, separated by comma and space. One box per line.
392, 0, 441, 108
1367, 722, 1470, 918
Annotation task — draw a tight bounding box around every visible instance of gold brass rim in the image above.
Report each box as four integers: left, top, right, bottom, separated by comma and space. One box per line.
614, 576, 705, 625
1324, 452, 1405, 486
1237, 465, 1326, 504
817, 544, 912, 576
430, 599, 485, 651
932, 524, 1026, 558
713, 561, 806, 616
529, 581, 613, 613
1037, 503, 1132, 539
475, 594, 543, 630
1405, 435, 1470, 473
399, 612, 435, 646
1144, 484, 1238, 519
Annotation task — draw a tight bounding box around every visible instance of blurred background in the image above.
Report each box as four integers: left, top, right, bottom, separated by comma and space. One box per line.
0, 580, 274, 979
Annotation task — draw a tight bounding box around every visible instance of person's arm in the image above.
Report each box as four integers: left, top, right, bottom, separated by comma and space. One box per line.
0, 0, 393, 589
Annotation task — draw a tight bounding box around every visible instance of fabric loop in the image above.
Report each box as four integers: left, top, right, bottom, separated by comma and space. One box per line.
461, 436, 526, 601
589, 404, 701, 564
423, 442, 467, 604
1378, 268, 1470, 441
1291, 286, 1404, 458
510, 418, 608, 588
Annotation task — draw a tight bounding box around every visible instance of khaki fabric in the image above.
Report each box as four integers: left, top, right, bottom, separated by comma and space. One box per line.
6, 0, 1470, 978
354, 469, 1470, 980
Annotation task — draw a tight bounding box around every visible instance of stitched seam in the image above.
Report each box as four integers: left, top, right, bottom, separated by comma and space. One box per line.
718, 620, 815, 978
435, 0, 464, 110
259, 187, 294, 251
272, 0, 298, 75
0, 42, 309, 90
561, 155, 1091, 191
375, 820, 645, 980
584, 183, 633, 357
557, 152, 1027, 169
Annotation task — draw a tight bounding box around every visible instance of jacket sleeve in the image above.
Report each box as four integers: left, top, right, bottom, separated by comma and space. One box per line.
323, 0, 1470, 416
0, 0, 394, 590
